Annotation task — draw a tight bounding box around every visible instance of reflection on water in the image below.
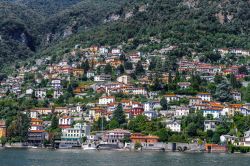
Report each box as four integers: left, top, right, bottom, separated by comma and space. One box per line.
0, 149, 250, 166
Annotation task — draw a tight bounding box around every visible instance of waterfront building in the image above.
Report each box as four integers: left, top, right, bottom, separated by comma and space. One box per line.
102, 129, 131, 143
130, 133, 159, 144
61, 123, 91, 142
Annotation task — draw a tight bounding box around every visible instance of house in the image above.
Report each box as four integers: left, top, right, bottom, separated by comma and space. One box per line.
61, 123, 91, 142
175, 107, 189, 117
86, 70, 95, 78
99, 47, 109, 54
51, 79, 61, 89
240, 107, 250, 116
54, 107, 69, 114
164, 94, 179, 102
232, 91, 241, 101
220, 135, 238, 144
0, 120, 6, 138
29, 110, 38, 119
59, 116, 73, 128
99, 96, 115, 105
35, 89, 46, 99
130, 107, 144, 117
31, 118, 43, 126
144, 102, 155, 112
197, 93, 212, 101
73, 69, 84, 77
28, 126, 46, 146
239, 130, 250, 147
25, 88, 33, 96
166, 120, 181, 132
111, 48, 121, 55
204, 120, 220, 132
226, 104, 242, 116
202, 108, 222, 119
123, 87, 147, 96
89, 108, 108, 121
117, 75, 130, 84
130, 133, 159, 144
53, 89, 63, 99
102, 129, 131, 143
94, 74, 111, 82
31, 108, 53, 115
143, 111, 157, 120
177, 82, 191, 89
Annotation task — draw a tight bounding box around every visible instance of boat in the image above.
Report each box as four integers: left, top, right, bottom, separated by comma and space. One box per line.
58, 141, 81, 149
96, 143, 121, 150
82, 143, 97, 150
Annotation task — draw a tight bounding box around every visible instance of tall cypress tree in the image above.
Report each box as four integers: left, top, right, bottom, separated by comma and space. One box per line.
113, 103, 126, 125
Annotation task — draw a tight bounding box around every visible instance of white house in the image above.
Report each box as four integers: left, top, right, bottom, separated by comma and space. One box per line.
204, 120, 219, 132
175, 107, 189, 117
197, 93, 212, 101
35, 89, 46, 99
53, 89, 63, 99
202, 108, 222, 119
99, 47, 109, 54
59, 116, 73, 126
30, 110, 38, 119
143, 111, 157, 120
61, 123, 91, 142
111, 48, 121, 55
165, 94, 179, 102
124, 88, 147, 96
240, 130, 250, 146
177, 82, 191, 89
99, 96, 115, 105
25, 88, 33, 95
94, 74, 111, 82
117, 75, 130, 84
51, 79, 62, 89
232, 91, 241, 101
86, 70, 95, 78
220, 135, 238, 144
166, 120, 181, 132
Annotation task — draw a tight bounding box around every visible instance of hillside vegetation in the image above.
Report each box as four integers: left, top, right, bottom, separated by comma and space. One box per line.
0, 0, 250, 72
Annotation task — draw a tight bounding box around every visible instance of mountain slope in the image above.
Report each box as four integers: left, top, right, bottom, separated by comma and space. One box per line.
0, 2, 43, 67
0, 0, 128, 70
1, 0, 250, 72
2, 0, 83, 16
37, 0, 250, 59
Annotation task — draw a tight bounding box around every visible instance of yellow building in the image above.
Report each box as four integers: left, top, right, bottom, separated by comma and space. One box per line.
0, 120, 6, 138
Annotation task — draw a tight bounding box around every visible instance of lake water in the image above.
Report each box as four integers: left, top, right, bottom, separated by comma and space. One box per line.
0, 149, 249, 166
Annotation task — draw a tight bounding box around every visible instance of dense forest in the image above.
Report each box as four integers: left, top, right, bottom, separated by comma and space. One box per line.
0, 0, 250, 72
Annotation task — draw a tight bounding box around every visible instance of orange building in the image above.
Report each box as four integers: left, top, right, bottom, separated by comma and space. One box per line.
130, 133, 159, 144
205, 144, 227, 153
73, 68, 84, 77
31, 118, 43, 125
0, 120, 7, 138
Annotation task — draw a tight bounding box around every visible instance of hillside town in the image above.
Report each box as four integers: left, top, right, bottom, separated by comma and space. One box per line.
1, 44, 250, 153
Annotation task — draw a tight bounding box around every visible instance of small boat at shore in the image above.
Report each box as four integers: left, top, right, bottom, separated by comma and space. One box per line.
82, 143, 97, 150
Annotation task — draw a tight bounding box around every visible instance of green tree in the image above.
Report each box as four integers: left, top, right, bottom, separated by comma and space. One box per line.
160, 97, 168, 110
104, 64, 113, 75
112, 104, 126, 125
50, 115, 59, 130
135, 61, 145, 75
154, 128, 171, 142
243, 84, 250, 102
108, 119, 120, 129
128, 115, 147, 132
229, 74, 241, 89
214, 80, 233, 102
